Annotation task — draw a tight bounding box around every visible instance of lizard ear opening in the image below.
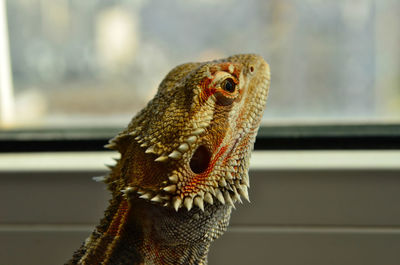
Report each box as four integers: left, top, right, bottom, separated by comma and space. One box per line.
189, 145, 211, 174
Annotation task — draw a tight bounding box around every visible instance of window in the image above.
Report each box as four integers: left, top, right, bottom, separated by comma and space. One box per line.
1, 0, 399, 130
1, 3, 400, 264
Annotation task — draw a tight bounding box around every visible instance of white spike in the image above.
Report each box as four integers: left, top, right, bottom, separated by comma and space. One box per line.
92, 176, 106, 182
193, 96, 199, 105
238, 185, 250, 202
226, 172, 233, 180
219, 178, 227, 187
216, 189, 225, 205
177, 143, 189, 153
140, 142, 148, 148
104, 143, 117, 149
139, 192, 152, 200
151, 194, 163, 203
172, 196, 182, 211
228, 64, 235, 73
232, 186, 242, 204
168, 150, 182, 160
184, 197, 193, 211
194, 196, 204, 211
204, 192, 213, 205
192, 128, 205, 135
224, 191, 235, 208
145, 145, 156, 154
186, 135, 197, 144
209, 188, 216, 196
243, 171, 250, 187
199, 122, 209, 128
128, 130, 138, 136
163, 185, 177, 193
209, 180, 217, 187
155, 156, 169, 162
121, 187, 133, 194
106, 164, 115, 170
137, 189, 146, 195
168, 175, 179, 183
198, 190, 205, 198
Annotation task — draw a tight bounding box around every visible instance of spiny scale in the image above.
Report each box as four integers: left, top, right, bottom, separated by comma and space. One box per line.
92, 175, 106, 182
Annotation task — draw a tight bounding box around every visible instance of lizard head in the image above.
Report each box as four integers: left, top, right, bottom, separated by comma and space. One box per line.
107, 54, 270, 211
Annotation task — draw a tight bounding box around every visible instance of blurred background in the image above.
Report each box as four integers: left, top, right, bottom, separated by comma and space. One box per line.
1, 0, 399, 129
1, 1, 400, 265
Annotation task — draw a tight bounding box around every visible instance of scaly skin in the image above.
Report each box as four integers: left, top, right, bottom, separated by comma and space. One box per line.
67, 54, 270, 265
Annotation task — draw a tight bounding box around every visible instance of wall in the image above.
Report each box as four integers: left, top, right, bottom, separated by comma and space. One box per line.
1, 151, 399, 265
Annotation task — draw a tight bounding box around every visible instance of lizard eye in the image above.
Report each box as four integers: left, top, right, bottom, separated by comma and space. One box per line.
221, 78, 236, 93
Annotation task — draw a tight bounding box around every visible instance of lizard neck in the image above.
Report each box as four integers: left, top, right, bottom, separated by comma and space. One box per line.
68, 196, 232, 265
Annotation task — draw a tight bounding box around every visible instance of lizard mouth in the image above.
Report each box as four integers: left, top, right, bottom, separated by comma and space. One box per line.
189, 145, 211, 174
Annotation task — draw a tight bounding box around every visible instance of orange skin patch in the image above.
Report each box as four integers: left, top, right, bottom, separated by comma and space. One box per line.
199, 63, 241, 103
180, 145, 228, 197
107, 200, 129, 236
84, 200, 130, 264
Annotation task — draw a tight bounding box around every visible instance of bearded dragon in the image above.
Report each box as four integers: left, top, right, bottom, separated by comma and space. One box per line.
66, 54, 270, 265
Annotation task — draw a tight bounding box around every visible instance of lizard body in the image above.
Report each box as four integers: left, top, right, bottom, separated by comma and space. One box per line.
67, 54, 270, 265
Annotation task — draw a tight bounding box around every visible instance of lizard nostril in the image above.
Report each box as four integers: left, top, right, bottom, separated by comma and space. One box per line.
189, 145, 211, 174
249, 65, 255, 73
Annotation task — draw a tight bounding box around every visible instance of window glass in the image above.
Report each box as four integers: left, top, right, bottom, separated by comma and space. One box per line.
1, 0, 399, 129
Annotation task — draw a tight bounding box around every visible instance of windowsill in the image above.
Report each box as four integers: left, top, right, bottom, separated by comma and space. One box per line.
1, 150, 399, 172
1, 124, 400, 152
